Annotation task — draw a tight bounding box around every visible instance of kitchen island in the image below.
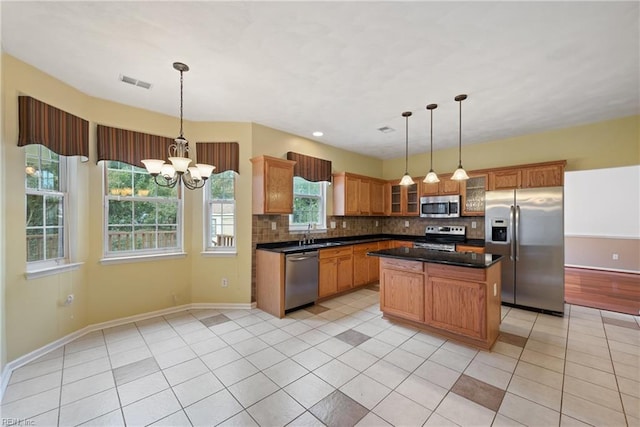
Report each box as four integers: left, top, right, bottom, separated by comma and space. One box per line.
368, 247, 502, 349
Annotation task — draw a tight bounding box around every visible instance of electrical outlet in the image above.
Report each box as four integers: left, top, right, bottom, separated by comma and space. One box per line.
221, 278, 229, 287
612, 253, 619, 260
271, 222, 277, 231
375, 220, 379, 227
330, 221, 336, 229
471, 221, 477, 229
342, 221, 347, 228
493, 283, 497, 296
404, 220, 409, 228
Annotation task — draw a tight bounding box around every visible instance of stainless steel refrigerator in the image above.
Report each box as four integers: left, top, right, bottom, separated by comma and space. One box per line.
485, 187, 564, 315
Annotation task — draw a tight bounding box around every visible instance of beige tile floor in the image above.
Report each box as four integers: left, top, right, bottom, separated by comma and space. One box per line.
1, 287, 639, 426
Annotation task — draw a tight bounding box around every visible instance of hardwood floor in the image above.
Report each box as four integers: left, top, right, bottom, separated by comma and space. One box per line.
565, 267, 640, 315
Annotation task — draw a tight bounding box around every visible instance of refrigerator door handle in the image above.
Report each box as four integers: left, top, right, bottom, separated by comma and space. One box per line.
509, 205, 515, 261
515, 205, 521, 261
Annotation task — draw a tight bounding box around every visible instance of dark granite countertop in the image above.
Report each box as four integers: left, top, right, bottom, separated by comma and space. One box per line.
256, 233, 485, 255
368, 247, 502, 268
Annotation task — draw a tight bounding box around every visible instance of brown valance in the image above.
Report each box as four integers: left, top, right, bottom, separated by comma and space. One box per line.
18, 96, 89, 161
97, 125, 175, 168
196, 142, 240, 174
286, 151, 332, 182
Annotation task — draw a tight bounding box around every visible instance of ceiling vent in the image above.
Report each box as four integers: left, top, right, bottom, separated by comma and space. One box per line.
119, 74, 152, 90
377, 126, 395, 133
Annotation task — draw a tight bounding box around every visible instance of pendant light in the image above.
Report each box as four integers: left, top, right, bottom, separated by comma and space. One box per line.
451, 94, 469, 181
142, 62, 215, 190
399, 111, 415, 186
423, 103, 440, 184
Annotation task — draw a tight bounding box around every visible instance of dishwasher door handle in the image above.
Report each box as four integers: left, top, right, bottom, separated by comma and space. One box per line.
287, 255, 316, 262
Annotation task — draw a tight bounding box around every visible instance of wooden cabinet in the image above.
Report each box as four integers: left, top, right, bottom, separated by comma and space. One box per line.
353, 242, 379, 287
489, 169, 521, 190
488, 161, 565, 190
319, 246, 353, 297
333, 173, 386, 216
251, 156, 295, 214
421, 174, 460, 196
456, 244, 485, 254
426, 276, 486, 339
389, 182, 419, 216
522, 163, 564, 188
256, 250, 286, 318
392, 240, 414, 248
370, 180, 386, 215
460, 173, 487, 216
380, 258, 424, 322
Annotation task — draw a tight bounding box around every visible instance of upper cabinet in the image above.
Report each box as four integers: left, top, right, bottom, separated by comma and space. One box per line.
251, 155, 295, 214
421, 174, 460, 196
522, 163, 565, 188
333, 172, 386, 216
488, 161, 566, 190
389, 182, 419, 216
460, 173, 488, 216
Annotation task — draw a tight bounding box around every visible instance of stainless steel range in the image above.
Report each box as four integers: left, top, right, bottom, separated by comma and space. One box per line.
413, 225, 466, 252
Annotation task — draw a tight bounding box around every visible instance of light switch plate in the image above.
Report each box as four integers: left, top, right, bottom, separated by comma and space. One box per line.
271, 222, 277, 231
330, 221, 336, 229
342, 221, 347, 228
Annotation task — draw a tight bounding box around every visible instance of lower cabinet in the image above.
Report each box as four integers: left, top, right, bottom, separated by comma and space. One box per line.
379, 257, 502, 349
319, 246, 353, 298
426, 276, 485, 339
380, 265, 424, 322
353, 242, 380, 287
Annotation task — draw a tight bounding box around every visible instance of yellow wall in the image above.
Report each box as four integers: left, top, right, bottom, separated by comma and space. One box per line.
382, 115, 640, 180
1, 49, 6, 373
2, 52, 639, 368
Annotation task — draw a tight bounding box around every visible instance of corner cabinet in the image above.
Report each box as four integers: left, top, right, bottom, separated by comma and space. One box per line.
251, 156, 295, 214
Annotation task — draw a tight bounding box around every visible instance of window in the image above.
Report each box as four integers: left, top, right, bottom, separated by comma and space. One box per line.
25, 145, 67, 265
290, 176, 327, 231
104, 161, 181, 256
205, 170, 236, 251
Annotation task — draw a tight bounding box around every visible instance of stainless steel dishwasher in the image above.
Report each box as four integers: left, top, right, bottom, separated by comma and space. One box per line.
285, 251, 319, 311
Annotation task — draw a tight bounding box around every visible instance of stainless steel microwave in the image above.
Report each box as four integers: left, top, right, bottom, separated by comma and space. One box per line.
420, 195, 461, 218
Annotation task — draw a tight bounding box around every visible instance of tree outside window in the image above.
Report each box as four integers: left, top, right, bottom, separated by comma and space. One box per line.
290, 177, 326, 231
206, 170, 236, 250
25, 145, 66, 263
104, 161, 181, 255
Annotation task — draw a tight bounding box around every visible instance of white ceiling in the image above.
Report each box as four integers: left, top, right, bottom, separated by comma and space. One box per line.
2, 1, 639, 159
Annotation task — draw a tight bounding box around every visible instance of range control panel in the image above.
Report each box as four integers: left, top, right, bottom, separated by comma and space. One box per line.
425, 226, 466, 236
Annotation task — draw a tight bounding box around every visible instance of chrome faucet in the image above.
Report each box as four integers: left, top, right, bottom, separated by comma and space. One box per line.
300, 223, 313, 245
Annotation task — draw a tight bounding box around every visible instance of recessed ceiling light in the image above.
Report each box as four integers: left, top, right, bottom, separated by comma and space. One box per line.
312, 131, 324, 137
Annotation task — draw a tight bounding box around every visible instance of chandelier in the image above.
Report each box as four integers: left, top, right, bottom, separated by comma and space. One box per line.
142, 62, 215, 190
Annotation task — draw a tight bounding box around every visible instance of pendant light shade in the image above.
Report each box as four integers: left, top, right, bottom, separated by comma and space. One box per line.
451, 94, 469, 181
399, 111, 415, 186
423, 103, 440, 184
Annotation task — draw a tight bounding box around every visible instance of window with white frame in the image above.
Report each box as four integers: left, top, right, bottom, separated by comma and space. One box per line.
290, 176, 327, 231
104, 161, 181, 256
25, 145, 67, 265
205, 170, 236, 251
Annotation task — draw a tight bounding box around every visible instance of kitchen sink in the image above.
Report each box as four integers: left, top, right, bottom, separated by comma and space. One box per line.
278, 241, 345, 252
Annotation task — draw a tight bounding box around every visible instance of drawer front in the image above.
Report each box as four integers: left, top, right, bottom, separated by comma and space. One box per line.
319, 246, 353, 259
381, 257, 424, 273
427, 263, 486, 282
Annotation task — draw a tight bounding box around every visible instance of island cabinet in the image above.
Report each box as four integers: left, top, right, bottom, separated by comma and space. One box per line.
456, 244, 485, 254
380, 258, 425, 322
250, 155, 296, 214
319, 246, 353, 298
378, 256, 502, 349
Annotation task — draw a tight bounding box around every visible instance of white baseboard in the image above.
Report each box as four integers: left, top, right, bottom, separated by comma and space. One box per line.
0, 301, 256, 401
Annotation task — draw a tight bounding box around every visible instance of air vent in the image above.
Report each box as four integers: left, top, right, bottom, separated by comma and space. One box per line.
119, 74, 153, 90
377, 126, 395, 133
